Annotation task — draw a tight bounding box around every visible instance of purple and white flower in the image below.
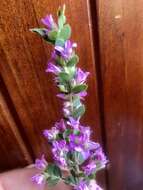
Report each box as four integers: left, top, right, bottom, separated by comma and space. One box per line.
92, 147, 107, 169
43, 127, 59, 141
74, 180, 89, 190
78, 91, 88, 100
82, 161, 96, 175
52, 140, 68, 167
75, 68, 89, 84
35, 155, 48, 170
46, 61, 61, 74
41, 14, 57, 30
55, 119, 66, 131
89, 180, 103, 190
32, 174, 45, 185
67, 117, 80, 129
55, 40, 77, 60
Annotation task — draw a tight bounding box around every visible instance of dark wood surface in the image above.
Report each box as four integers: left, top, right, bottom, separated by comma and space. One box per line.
0, 86, 32, 170
1, 0, 143, 189
97, 0, 143, 189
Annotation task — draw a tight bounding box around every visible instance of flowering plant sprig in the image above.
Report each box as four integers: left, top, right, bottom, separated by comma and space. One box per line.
30, 5, 107, 190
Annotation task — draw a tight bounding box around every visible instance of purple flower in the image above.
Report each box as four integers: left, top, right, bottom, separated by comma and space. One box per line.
78, 91, 87, 100
92, 147, 107, 169
68, 133, 90, 161
52, 140, 68, 167
56, 93, 66, 99
46, 62, 61, 74
75, 68, 89, 84
75, 180, 103, 190
74, 180, 89, 190
82, 161, 96, 175
35, 155, 48, 170
87, 141, 100, 150
63, 107, 71, 117
55, 40, 77, 60
32, 174, 45, 185
89, 181, 103, 190
55, 119, 66, 131
43, 127, 59, 141
41, 14, 57, 30
67, 117, 80, 129
80, 126, 91, 141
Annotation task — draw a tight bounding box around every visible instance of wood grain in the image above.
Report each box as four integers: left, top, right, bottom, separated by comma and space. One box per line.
97, 0, 143, 189
0, 83, 32, 171
0, 1, 105, 187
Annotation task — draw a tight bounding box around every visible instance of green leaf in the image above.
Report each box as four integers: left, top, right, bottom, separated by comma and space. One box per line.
64, 66, 76, 78
47, 177, 60, 187
30, 28, 54, 44
45, 164, 62, 187
64, 176, 77, 186
57, 5, 66, 29
48, 30, 58, 41
58, 24, 71, 40
73, 129, 80, 135
63, 129, 72, 138
67, 55, 79, 66
73, 96, 81, 108
30, 28, 47, 37
73, 152, 85, 165
56, 56, 65, 66
45, 164, 62, 178
57, 4, 66, 17
59, 72, 71, 82
58, 14, 66, 29
58, 85, 68, 92
55, 38, 65, 47
72, 84, 87, 94
72, 104, 85, 119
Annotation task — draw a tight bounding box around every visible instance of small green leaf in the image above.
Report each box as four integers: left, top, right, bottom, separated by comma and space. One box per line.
63, 129, 72, 138
58, 14, 66, 29
73, 152, 85, 165
59, 72, 71, 82
72, 104, 85, 119
73, 96, 81, 108
58, 85, 68, 92
59, 24, 71, 40
30, 28, 47, 36
67, 55, 79, 66
72, 84, 87, 94
73, 129, 80, 135
30, 28, 54, 44
57, 5, 66, 29
57, 4, 66, 17
55, 38, 65, 47
45, 163, 62, 178
56, 56, 65, 66
47, 177, 60, 187
48, 30, 58, 41
64, 176, 77, 186
64, 66, 76, 78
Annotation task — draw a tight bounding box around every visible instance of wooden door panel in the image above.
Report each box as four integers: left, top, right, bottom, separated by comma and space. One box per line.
0, 83, 32, 171
97, 0, 143, 189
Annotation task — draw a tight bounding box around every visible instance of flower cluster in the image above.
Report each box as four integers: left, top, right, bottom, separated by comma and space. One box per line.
31, 5, 107, 190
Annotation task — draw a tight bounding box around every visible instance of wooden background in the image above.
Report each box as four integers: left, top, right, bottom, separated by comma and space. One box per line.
0, 0, 143, 189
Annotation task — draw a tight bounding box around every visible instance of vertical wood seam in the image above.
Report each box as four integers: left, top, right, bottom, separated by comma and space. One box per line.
87, 0, 109, 189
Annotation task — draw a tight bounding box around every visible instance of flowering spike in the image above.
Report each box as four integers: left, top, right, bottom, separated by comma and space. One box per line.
30, 5, 107, 190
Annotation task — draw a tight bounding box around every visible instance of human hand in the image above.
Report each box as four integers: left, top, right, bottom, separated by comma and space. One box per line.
0, 166, 71, 190
0, 166, 46, 190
